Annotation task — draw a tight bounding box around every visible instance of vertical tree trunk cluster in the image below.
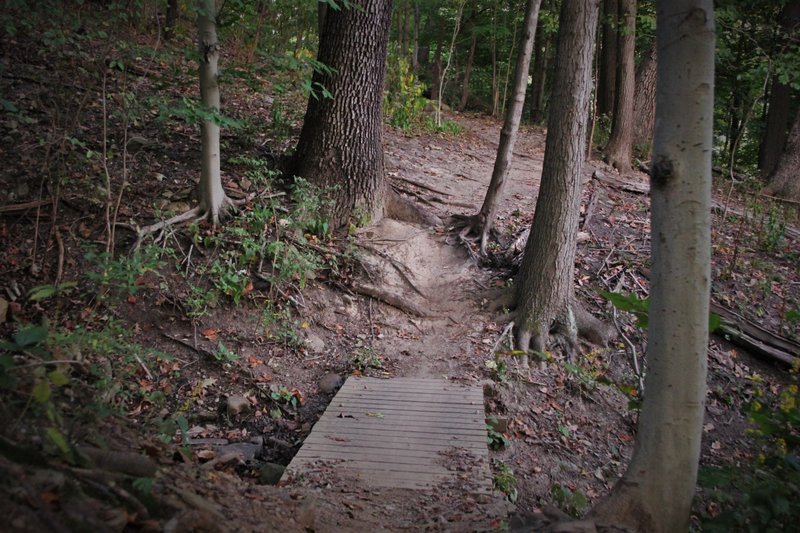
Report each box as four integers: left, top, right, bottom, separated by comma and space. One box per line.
603, 0, 636, 173
513, 0, 600, 362
590, 1, 715, 530
292, 0, 393, 228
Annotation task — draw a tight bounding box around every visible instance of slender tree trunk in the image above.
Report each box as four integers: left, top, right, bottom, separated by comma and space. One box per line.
437, 1, 465, 126
513, 0, 600, 364
292, 0, 393, 227
500, 18, 519, 117
491, 7, 499, 117
197, 0, 232, 225
473, 0, 542, 253
590, 2, 714, 531
402, 0, 411, 58
632, 41, 657, 154
758, 0, 800, 177
411, 1, 420, 70
603, 0, 636, 173
764, 108, 800, 201
598, 0, 618, 117
529, 8, 551, 124
458, 28, 478, 112
430, 15, 444, 102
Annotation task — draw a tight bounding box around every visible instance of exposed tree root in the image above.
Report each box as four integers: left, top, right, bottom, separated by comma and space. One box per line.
351, 281, 431, 317
119, 194, 253, 248
355, 242, 429, 299
385, 187, 443, 227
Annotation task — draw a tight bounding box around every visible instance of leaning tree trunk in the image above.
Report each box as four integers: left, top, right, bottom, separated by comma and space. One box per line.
197, 0, 233, 225
632, 41, 657, 154
589, 1, 714, 531
513, 0, 600, 365
603, 0, 636, 173
472, 0, 542, 253
763, 108, 800, 202
292, 0, 393, 228
597, 0, 618, 117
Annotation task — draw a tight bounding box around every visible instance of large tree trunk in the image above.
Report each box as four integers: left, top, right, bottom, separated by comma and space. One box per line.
292, 0, 393, 228
474, 0, 542, 252
589, 1, 714, 531
603, 0, 636, 173
513, 0, 600, 363
597, 0, 618, 117
632, 41, 657, 154
458, 27, 478, 112
197, 0, 233, 225
764, 108, 800, 201
758, 0, 800, 177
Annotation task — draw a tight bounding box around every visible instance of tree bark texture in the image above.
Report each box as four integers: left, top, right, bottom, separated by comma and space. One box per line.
764, 108, 800, 201
590, 2, 714, 531
632, 41, 657, 153
514, 0, 600, 359
197, 0, 231, 225
478, 0, 543, 252
758, 0, 800, 178
598, 0, 618, 117
292, 0, 393, 228
603, 0, 637, 173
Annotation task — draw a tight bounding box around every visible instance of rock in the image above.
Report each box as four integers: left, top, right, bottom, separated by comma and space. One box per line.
226, 395, 250, 417
214, 442, 262, 462
258, 462, 286, 485
0, 297, 8, 322
304, 331, 326, 354
318, 372, 343, 394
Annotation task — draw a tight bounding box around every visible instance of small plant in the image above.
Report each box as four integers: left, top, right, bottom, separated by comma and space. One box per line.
213, 342, 239, 363
351, 347, 383, 372
493, 461, 518, 503
760, 206, 786, 252
486, 416, 508, 450
384, 55, 426, 132
550, 484, 588, 518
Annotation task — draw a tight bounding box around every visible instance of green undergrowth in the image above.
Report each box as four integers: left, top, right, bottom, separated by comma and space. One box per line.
696, 363, 800, 531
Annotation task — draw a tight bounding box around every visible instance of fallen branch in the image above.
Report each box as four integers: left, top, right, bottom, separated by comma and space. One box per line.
592, 169, 649, 194
710, 302, 799, 367
0, 198, 53, 214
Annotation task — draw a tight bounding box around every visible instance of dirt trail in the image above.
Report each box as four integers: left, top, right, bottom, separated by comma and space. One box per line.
367, 115, 547, 380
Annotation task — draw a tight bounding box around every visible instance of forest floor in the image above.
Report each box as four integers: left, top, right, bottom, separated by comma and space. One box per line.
2, 29, 800, 531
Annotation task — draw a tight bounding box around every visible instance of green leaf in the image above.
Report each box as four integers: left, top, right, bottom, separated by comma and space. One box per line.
27, 285, 57, 301
709, 312, 722, 333
14, 325, 48, 348
1, 99, 18, 112
46, 427, 71, 458
48, 369, 70, 387
132, 477, 154, 495
0, 353, 14, 370
33, 379, 51, 404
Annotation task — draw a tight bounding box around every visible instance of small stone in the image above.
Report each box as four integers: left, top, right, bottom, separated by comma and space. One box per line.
258, 462, 286, 485
304, 331, 326, 354
226, 395, 249, 417
318, 372, 343, 394
215, 442, 261, 462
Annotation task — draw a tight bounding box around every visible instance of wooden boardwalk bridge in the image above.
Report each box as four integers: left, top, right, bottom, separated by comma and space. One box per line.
283, 377, 491, 492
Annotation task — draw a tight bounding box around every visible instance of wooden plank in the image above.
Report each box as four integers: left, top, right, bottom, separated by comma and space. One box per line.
283, 377, 491, 492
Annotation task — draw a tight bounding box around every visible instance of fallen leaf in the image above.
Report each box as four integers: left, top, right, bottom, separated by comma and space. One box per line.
202, 328, 220, 341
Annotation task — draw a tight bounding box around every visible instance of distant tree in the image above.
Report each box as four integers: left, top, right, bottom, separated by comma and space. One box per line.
764, 108, 800, 201
528, 0, 555, 124
453, 0, 542, 253
632, 41, 657, 155
589, 1, 715, 530
513, 0, 602, 365
164, 0, 179, 40
597, 0, 618, 117
758, 0, 800, 178
292, 0, 393, 227
603, 0, 637, 173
